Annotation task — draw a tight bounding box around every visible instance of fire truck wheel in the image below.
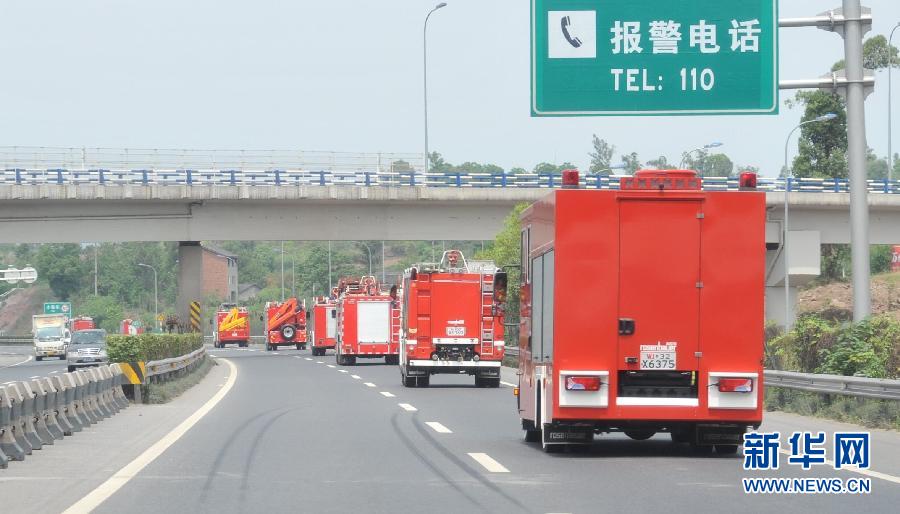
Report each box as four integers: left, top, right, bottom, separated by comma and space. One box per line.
385, 355, 399, 365
280, 324, 296, 341
59, 354, 66, 360
295, 344, 302, 351
670, 430, 691, 444
36, 356, 43, 361
624, 430, 655, 441
524, 428, 541, 443
239, 342, 248, 348
402, 374, 416, 387
265, 343, 272, 351
346, 356, 356, 366
715, 444, 738, 454
416, 376, 430, 387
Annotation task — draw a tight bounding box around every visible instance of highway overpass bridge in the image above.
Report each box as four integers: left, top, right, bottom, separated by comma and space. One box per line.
2, 171, 898, 326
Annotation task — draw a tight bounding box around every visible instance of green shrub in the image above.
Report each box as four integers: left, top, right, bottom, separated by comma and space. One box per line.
107, 333, 203, 363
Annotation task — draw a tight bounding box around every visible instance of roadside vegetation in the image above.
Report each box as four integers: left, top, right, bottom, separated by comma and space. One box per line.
107, 333, 203, 363
146, 356, 215, 404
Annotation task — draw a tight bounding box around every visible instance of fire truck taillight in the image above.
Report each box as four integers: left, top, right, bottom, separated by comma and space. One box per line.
565, 376, 602, 391
738, 171, 758, 190
717, 378, 753, 393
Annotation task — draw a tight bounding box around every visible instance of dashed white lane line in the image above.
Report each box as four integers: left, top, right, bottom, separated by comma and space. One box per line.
305, 358, 313, 361
62, 358, 239, 513
364, 382, 376, 388
351, 375, 361, 380
293, 356, 302, 359
338, 369, 348, 373
29, 375, 40, 379
327, 364, 336, 369
500, 381, 516, 387
398, 403, 417, 412
50, 370, 60, 374
379, 391, 396, 398
316, 361, 324, 364
425, 421, 452, 434
467, 453, 509, 473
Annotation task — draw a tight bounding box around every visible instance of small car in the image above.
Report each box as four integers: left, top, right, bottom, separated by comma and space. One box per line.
66, 329, 109, 372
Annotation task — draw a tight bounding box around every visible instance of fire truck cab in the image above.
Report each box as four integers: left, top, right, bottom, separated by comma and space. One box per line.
264, 298, 308, 351
335, 276, 400, 366
311, 292, 338, 357
399, 250, 507, 388
214, 303, 250, 348
517, 169, 765, 453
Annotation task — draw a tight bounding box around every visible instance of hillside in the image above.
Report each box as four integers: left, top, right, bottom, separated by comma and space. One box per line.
798, 272, 900, 321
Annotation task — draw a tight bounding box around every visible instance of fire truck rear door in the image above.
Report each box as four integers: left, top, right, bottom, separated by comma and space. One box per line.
617, 199, 701, 376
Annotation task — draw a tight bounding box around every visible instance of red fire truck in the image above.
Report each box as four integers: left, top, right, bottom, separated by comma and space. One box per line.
264, 298, 308, 351
70, 316, 95, 332
213, 304, 250, 348
516, 169, 765, 453
311, 292, 337, 356
335, 276, 400, 366
399, 250, 507, 387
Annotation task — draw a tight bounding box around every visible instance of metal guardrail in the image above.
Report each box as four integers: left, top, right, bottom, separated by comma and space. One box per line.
0, 335, 31, 345
764, 370, 900, 400
145, 346, 206, 379
0, 168, 898, 194
503, 347, 900, 400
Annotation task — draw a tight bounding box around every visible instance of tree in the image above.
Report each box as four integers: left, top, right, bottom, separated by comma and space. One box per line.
621, 152, 641, 173
35, 244, 87, 300
532, 162, 576, 174
866, 148, 889, 180
645, 156, 675, 169
704, 153, 735, 177
588, 136, 615, 173
78, 295, 125, 333
476, 203, 528, 342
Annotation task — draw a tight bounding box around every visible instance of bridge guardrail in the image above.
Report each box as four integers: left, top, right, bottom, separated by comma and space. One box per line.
503, 346, 900, 400
144, 347, 207, 383
0, 168, 898, 193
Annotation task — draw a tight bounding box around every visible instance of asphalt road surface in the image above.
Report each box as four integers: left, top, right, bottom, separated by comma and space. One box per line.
0, 344, 68, 383
2, 345, 898, 513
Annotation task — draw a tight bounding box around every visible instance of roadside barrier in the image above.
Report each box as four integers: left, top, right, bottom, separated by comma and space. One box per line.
0, 364, 129, 469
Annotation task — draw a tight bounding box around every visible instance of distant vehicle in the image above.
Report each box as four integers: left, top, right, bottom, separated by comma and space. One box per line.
120, 319, 144, 335
214, 304, 250, 348
311, 294, 337, 357
66, 329, 109, 372
264, 298, 308, 351
399, 250, 507, 387
334, 276, 400, 366
515, 169, 765, 453
70, 316, 96, 332
32, 314, 70, 361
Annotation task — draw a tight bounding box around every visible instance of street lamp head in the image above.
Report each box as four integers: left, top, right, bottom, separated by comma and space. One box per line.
704, 142, 723, 149
436, 2, 447, 8
815, 112, 838, 122
137, 263, 148, 268
610, 162, 627, 170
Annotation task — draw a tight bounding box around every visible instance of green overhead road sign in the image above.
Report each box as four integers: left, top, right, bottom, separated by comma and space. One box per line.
44, 302, 72, 316
531, 0, 778, 116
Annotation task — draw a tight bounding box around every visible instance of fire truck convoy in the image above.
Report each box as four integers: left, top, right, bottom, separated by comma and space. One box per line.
399, 250, 507, 387
264, 298, 308, 351
214, 304, 250, 348
311, 293, 338, 356
334, 276, 400, 366
516, 169, 765, 453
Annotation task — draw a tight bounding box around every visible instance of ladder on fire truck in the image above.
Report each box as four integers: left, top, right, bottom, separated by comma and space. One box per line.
479, 273, 495, 357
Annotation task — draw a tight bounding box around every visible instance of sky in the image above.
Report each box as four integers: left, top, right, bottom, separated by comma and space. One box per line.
0, 0, 898, 177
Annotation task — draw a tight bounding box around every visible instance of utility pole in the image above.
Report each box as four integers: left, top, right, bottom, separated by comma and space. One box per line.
328, 241, 332, 292
280, 241, 285, 301
94, 244, 98, 296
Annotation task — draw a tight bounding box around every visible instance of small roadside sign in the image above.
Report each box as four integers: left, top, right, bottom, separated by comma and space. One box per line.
44, 302, 72, 316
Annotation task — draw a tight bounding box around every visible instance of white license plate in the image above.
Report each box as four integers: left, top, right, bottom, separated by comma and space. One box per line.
640, 350, 676, 370
446, 326, 465, 337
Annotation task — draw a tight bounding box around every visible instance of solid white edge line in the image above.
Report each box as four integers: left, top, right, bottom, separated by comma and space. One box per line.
777, 449, 900, 484
398, 403, 417, 412
2, 355, 33, 369
62, 358, 239, 513
425, 421, 453, 434
364, 382, 376, 387
467, 452, 510, 473
500, 381, 516, 387
379, 391, 395, 397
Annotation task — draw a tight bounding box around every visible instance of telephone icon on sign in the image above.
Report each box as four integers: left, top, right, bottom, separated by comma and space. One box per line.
561, 16, 582, 48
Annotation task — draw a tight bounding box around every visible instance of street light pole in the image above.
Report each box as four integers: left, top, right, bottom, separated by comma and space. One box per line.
889, 22, 900, 183
350, 242, 373, 276
423, 2, 447, 173
137, 263, 158, 332
783, 113, 838, 330
280, 241, 285, 301
679, 142, 723, 170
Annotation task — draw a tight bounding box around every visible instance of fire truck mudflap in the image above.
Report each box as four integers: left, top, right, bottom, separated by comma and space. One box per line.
517, 169, 765, 453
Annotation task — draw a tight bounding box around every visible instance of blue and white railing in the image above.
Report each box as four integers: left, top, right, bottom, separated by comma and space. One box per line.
0, 168, 898, 194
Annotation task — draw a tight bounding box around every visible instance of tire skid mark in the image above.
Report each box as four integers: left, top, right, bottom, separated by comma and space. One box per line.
390, 412, 485, 512
412, 420, 528, 512
240, 409, 295, 499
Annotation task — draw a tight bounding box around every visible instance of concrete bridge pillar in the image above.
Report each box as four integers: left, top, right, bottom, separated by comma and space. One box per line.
176, 242, 203, 332
765, 230, 821, 328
